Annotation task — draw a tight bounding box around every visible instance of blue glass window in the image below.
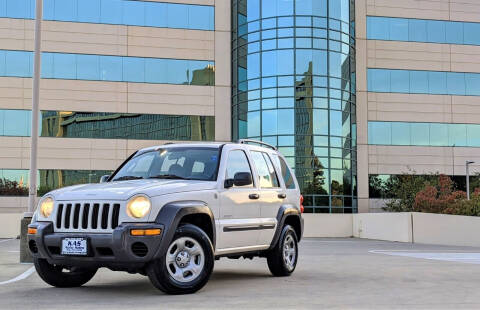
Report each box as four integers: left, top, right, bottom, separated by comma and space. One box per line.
53, 53, 76, 79
167, 4, 188, 29
369, 121, 480, 147
390, 70, 409, 93
6, 0, 30, 19
99, 56, 122, 81
426, 20, 445, 43
76, 54, 100, 80
123, 57, 144, 82
0, 50, 5, 76
123, 0, 144, 26
367, 16, 480, 46
368, 68, 480, 96
0, 0, 214, 31
77, 0, 100, 23
145, 58, 168, 83
5, 50, 30, 77
0, 109, 31, 136
54, 0, 77, 22
367, 16, 390, 40
390, 18, 408, 41
446, 21, 463, 44
464, 22, 480, 45
0, 50, 215, 86
144, 2, 167, 28
409, 70, 428, 93
247, 0, 260, 22
408, 19, 426, 42
447, 72, 465, 96
100, 0, 123, 24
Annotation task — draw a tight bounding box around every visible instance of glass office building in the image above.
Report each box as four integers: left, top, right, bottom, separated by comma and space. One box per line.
232, 0, 357, 212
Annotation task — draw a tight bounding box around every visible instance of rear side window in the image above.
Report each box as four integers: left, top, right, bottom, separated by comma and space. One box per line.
251, 151, 279, 188
273, 155, 296, 189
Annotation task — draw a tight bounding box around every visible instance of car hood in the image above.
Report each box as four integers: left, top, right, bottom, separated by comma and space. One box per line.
48, 179, 217, 201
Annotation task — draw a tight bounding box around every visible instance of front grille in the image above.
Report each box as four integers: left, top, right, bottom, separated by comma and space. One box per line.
54, 202, 121, 232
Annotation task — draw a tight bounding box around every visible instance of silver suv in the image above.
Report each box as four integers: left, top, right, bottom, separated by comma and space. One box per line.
28, 140, 304, 294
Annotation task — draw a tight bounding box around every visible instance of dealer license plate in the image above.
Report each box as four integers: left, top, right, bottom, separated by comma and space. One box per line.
61, 238, 88, 256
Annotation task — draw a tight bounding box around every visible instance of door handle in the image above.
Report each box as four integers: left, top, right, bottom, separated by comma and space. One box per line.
278, 193, 287, 199
249, 193, 260, 200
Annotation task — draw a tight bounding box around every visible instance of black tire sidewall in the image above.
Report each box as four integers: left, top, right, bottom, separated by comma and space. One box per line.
147, 224, 214, 294
33, 257, 97, 288
267, 225, 299, 276
280, 226, 298, 273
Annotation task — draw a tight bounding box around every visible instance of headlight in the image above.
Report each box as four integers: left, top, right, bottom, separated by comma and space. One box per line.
126, 195, 151, 219
39, 197, 54, 218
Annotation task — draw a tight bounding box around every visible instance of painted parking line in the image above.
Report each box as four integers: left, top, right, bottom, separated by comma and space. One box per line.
0, 266, 35, 285
370, 250, 480, 264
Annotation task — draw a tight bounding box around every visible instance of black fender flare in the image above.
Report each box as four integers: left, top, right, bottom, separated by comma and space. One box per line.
154, 201, 215, 257
269, 205, 303, 250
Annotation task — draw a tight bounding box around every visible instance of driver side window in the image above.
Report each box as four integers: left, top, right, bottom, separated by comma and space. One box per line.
225, 150, 253, 188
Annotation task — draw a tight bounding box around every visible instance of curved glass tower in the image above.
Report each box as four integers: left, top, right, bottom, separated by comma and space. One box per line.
232, 0, 356, 213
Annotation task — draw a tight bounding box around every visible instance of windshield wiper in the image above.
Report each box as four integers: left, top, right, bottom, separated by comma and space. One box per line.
148, 174, 187, 180
113, 176, 144, 181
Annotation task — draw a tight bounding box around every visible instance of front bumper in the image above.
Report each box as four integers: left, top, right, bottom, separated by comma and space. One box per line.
28, 222, 165, 271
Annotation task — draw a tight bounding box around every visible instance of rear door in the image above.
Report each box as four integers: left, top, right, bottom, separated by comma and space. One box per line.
249, 150, 283, 246
217, 148, 261, 250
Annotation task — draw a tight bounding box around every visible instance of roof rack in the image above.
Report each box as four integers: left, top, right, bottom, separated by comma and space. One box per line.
237, 139, 277, 150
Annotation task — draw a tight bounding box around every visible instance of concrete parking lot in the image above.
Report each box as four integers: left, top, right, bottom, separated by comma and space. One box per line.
1, 238, 480, 309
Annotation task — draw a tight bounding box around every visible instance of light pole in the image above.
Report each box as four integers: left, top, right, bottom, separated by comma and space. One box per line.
466, 161, 475, 200
21, 0, 43, 263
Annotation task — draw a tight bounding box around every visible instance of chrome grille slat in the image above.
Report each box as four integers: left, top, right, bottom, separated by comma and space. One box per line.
107, 204, 114, 230
69, 204, 75, 229
78, 204, 85, 229
54, 201, 122, 233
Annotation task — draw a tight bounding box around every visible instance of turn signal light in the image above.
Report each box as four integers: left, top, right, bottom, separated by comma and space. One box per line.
28, 228, 37, 235
130, 229, 162, 236
300, 195, 304, 213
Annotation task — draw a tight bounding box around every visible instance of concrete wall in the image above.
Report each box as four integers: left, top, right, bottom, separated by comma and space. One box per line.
353, 213, 413, 242
413, 212, 480, 247
0, 213, 22, 238
302, 214, 353, 238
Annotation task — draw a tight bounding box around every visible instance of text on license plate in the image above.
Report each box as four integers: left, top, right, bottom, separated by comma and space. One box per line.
61, 238, 87, 255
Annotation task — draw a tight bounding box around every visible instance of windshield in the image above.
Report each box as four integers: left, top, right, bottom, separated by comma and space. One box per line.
112, 147, 220, 182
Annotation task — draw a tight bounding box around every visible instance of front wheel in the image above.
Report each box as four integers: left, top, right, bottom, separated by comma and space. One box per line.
147, 224, 214, 294
33, 257, 97, 287
267, 225, 298, 276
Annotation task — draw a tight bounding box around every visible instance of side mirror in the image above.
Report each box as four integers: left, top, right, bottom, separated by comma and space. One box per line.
225, 172, 253, 188
99, 175, 110, 183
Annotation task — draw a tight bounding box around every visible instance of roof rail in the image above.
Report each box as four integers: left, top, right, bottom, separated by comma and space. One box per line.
237, 139, 277, 150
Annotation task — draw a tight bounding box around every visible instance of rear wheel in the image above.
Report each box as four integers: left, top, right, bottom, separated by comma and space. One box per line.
147, 224, 214, 294
33, 257, 97, 287
267, 225, 298, 276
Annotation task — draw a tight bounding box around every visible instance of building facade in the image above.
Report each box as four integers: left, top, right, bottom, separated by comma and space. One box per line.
0, 0, 479, 214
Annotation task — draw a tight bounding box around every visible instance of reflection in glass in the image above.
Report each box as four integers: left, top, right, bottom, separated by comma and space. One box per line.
0, 50, 215, 86
0, 169, 113, 196
368, 68, 480, 96
232, 0, 356, 212
369, 121, 480, 147
1, 0, 214, 31
0, 109, 215, 141
368, 16, 480, 46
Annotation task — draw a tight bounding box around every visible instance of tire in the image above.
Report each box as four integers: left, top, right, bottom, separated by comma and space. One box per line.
267, 225, 298, 277
33, 257, 97, 288
147, 224, 214, 294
